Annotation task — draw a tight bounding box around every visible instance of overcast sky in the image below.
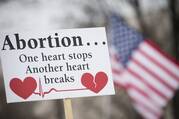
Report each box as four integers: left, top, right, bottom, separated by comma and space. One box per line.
0, 0, 168, 32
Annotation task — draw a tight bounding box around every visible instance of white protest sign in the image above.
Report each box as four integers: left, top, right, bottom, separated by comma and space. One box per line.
0, 27, 115, 103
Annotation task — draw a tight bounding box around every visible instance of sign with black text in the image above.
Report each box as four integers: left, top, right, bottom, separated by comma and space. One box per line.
0, 27, 115, 103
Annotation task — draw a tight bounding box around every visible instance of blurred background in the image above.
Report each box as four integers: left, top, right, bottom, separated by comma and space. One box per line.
0, 0, 179, 119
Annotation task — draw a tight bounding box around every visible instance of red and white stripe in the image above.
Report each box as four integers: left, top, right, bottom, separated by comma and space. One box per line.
110, 47, 126, 88
110, 40, 179, 119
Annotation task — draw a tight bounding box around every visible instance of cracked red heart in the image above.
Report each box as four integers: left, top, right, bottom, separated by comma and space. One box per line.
81, 72, 108, 93
10, 77, 37, 100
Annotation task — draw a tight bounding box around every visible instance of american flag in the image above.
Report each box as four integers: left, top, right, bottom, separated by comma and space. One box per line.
109, 14, 179, 119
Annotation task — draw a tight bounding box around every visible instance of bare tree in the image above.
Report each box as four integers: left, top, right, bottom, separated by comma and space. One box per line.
170, 0, 179, 119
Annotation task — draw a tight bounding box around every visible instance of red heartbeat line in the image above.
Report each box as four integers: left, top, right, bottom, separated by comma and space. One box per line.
33, 79, 88, 98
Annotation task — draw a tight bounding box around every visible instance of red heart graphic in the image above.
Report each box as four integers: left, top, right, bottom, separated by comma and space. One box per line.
81, 72, 108, 93
10, 77, 37, 100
